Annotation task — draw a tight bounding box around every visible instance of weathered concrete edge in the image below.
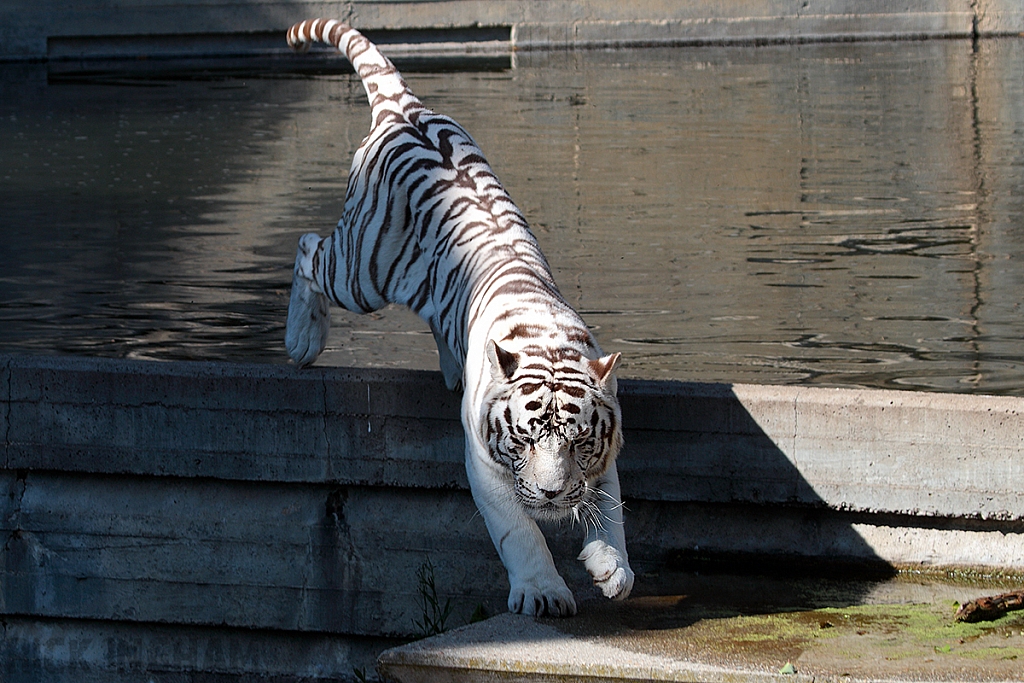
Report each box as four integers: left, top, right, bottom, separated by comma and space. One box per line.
2, 353, 1023, 648
511, 14, 977, 50
3, 0, 1024, 61
1, 615, 398, 683
376, 612, 806, 683
3, 353, 1023, 576
3, 353, 1022, 522
375, 608, 1024, 683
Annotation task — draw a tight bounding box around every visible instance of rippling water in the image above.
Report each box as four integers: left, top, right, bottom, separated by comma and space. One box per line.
1, 38, 1022, 394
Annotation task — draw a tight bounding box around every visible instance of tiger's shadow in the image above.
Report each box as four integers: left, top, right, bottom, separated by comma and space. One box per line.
540, 378, 897, 623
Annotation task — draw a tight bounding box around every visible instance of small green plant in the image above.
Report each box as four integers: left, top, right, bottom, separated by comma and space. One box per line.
352, 666, 370, 682
415, 557, 454, 638
469, 602, 489, 624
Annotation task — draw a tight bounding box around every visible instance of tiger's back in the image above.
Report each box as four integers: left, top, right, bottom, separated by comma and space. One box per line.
286, 19, 558, 375
284, 19, 633, 617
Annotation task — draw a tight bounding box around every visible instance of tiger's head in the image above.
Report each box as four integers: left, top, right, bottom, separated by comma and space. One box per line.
481, 339, 623, 521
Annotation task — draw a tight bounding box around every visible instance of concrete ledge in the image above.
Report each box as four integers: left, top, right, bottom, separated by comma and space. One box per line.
513, 13, 976, 50
377, 612, 797, 683
2, 355, 466, 487
4, 355, 1022, 522
2, 354, 1023, 679
620, 380, 1024, 519
2, 616, 396, 683
377, 593, 1024, 683
3, 1, 1024, 60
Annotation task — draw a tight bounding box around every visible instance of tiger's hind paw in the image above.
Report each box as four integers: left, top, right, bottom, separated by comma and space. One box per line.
285, 271, 330, 366
578, 540, 634, 601
285, 235, 331, 366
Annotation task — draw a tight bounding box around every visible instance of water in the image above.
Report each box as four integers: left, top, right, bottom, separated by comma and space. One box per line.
1, 39, 1023, 394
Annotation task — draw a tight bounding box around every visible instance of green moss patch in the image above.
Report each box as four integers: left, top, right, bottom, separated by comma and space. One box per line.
564, 596, 1024, 679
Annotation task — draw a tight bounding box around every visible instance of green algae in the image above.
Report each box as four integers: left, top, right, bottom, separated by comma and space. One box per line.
562, 593, 1024, 678
551, 572, 1024, 679
697, 601, 1024, 660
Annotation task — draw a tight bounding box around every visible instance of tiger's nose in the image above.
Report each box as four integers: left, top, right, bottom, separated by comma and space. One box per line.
540, 487, 562, 500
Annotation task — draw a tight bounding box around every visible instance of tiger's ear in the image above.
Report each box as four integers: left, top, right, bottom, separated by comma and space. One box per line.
486, 340, 519, 381
588, 352, 621, 389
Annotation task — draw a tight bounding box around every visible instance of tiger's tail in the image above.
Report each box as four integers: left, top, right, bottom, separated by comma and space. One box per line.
286, 19, 422, 118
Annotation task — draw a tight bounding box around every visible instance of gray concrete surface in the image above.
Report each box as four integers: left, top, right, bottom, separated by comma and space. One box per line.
2, 353, 1023, 681
378, 575, 1024, 683
2, 616, 396, 683
3, 1, 1024, 60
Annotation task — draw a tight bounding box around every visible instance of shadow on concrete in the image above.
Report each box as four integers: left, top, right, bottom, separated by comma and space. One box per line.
545, 379, 900, 626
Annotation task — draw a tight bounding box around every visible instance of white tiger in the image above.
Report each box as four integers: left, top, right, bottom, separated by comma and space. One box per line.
283, 18, 633, 616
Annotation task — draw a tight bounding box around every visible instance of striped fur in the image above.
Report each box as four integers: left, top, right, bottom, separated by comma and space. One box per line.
284, 19, 633, 616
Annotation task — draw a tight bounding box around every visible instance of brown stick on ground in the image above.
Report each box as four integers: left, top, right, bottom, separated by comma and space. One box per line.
954, 590, 1024, 623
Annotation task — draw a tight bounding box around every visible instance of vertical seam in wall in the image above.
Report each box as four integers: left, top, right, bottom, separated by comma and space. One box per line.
299, 370, 334, 630
297, 507, 316, 630
5, 473, 27, 546
2, 357, 11, 470
790, 390, 801, 475
321, 374, 333, 478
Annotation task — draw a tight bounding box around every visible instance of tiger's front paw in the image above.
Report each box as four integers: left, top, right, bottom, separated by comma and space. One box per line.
508, 576, 577, 617
578, 540, 634, 601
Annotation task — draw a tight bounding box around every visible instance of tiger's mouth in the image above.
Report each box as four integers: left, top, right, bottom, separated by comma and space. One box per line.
515, 486, 586, 520
523, 500, 574, 521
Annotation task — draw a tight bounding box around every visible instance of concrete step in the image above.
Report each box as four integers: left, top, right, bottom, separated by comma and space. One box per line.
378, 571, 1024, 683
3, 355, 1023, 680
5, 0, 1024, 60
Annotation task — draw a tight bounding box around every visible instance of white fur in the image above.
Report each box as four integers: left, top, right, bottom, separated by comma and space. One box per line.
283, 19, 634, 617
465, 446, 579, 616
579, 540, 635, 599
579, 468, 633, 599
285, 233, 331, 367
461, 333, 633, 616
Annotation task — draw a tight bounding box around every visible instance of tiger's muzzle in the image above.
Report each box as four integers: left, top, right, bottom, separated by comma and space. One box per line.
514, 443, 586, 518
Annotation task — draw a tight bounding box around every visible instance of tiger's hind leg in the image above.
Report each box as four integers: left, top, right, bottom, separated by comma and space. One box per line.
285, 233, 331, 367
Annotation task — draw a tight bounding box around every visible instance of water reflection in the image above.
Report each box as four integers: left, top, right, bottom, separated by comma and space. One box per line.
0, 39, 1021, 394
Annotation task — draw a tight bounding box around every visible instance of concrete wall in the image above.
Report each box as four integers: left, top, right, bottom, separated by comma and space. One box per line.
3, 0, 1024, 60
1, 354, 1022, 681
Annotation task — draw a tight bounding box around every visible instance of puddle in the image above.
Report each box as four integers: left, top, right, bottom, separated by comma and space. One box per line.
1, 38, 1023, 394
